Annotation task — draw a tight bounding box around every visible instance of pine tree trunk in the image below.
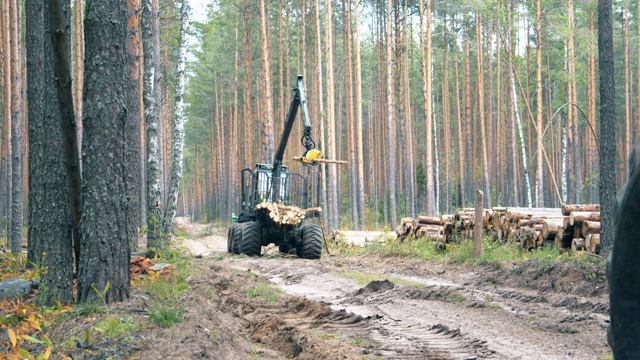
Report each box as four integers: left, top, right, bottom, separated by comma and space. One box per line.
73, 0, 83, 161
386, 0, 397, 227
598, 0, 616, 251
453, 24, 464, 207
419, 0, 435, 216
535, 0, 544, 207
126, 0, 141, 248
324, 0, 338, 230
354, 0, 366, 229
77, 0, 133, 304
2, 0, 10, 242
32, 0, 77, 304
242, 0, 252, 167
476, 14, 490, 209
9, 0, 22, 257
258, 0, 274, 163
624, 2, 630, 180
162, 0, 190, 239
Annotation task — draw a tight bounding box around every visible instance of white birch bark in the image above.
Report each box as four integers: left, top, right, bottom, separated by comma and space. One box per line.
143, 0, 163, 249
512, 77, 532, 207
163, 0, 190, 237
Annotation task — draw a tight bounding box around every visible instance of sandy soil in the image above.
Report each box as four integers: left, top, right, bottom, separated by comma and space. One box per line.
138, 217, 610, 359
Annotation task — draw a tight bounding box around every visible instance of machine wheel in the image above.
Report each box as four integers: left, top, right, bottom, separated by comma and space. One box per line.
228, 223, 241, 253
240, 221, 262, 256
297, 224, 323, 259
232, 223, 244, 254
279, 244, 292, 254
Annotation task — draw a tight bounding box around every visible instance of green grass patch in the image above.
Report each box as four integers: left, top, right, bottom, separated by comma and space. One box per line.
341, 270, 424, 287
245, 280, 281, 302
149, 305, 184, 328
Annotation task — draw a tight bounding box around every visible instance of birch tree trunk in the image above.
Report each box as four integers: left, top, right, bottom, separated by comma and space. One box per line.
258, 0, 275, 163
162, 0, 190, 238
143, 0, 163, 250
9, 0, 23, 257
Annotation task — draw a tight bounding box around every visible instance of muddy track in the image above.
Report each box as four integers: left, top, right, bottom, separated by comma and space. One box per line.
178, 220, 610, 359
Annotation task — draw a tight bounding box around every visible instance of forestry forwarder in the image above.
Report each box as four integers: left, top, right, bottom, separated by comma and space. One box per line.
227, 75, 324, 259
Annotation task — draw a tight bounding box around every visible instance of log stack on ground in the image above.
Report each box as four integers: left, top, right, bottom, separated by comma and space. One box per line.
254, 202, 321, 226
394, 204, 601, 254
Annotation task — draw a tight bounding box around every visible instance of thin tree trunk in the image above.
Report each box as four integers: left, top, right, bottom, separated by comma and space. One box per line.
324, 0, 338, 230
354, 0, 366, 229
419, 0, 434, 216
9, 0, 23, 257
624, 2, 630, 180
453, 36, 464, 207
73, 0, 83, 162
143, 0, 163, 250
476, 14, 490, 208
126, 0, 141, 248
385, 0, 397, 227
162, 0, 190, 238
258, 0, 275, 163
2, 0, 12, 246
535, 0, 544, 207
242, 0, 252, 167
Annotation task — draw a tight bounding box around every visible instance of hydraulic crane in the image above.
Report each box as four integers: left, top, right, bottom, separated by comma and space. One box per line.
227, 75, 325, 259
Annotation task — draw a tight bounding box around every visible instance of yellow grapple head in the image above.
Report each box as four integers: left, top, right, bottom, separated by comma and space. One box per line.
302, 149, 323, 165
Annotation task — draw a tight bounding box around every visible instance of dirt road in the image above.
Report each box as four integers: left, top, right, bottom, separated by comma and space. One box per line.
171, 218, 610, 359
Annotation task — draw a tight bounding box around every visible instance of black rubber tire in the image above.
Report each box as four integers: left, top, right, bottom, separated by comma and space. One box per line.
240, 221, 262, 256
297, 224, 323, 259
279, 244, 292, 254
228, 223, 241, 253
232, 223, 244, 254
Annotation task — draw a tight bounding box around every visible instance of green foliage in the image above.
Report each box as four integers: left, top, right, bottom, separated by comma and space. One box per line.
245, 280, 281, 302
149, 306, 184, 328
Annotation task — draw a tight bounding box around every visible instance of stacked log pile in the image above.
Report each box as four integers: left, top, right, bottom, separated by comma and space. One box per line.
254, 202, 321, 226
394, 204, 601, 254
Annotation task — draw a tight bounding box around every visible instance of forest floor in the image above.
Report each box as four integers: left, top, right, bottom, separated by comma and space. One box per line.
129, 217, 611, 360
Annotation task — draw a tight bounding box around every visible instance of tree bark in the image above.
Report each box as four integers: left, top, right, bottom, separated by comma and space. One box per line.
162, 0, 190, 238
473, 190, 483, 258
535, 0, 544, 207
126, 0, 141, 248
78, 0, 133, 304
32, 0, 78, 304
354, 0, 366, 230
324, 0, 338, 230
143, 0, 163, 250
386, 0, 397, 228
476, 14, 491, 209
73, 0, 83, 164
8, 0, 23, 257
419, 0, 435, 216
598, 0, 616, 252
258, 0, 275, 163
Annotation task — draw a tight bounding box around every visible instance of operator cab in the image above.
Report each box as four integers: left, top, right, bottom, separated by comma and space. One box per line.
255, 163, 289, 203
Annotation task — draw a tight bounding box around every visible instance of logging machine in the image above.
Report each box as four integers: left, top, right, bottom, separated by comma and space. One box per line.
227, 75, 325, 259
